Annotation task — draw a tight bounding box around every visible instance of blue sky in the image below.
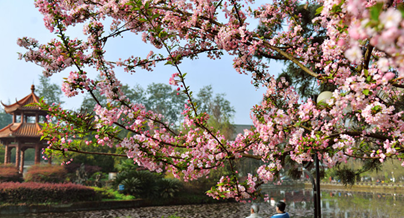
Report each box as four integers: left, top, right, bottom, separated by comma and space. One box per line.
0, 1, 284, 124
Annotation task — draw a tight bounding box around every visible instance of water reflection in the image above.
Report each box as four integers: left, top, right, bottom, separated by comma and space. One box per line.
261, 184, 404, 218
5, 185, 404, 217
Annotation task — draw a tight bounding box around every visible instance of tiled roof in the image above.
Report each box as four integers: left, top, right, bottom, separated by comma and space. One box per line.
1, 85, 41, 114
0, 122, 42, 138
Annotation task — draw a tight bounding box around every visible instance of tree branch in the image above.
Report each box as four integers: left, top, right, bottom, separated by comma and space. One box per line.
51, 148, 127, 157
327, 131, 392, 141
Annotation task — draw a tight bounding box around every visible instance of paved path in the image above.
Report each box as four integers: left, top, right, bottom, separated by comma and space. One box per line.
20, 202, 311, 218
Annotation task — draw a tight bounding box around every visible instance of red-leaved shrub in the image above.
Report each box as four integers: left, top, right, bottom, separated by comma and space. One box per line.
0, 182, 100, 204
0, 164, 22, 183
24, 164, 67, 183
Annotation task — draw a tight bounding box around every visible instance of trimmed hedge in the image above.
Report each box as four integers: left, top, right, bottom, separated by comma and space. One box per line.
0, 164, 22, 183
24, 164, 67, 183
0, 182, 100, 204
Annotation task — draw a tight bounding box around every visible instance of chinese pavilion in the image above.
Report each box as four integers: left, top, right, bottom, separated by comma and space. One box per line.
0, 85, 49, 173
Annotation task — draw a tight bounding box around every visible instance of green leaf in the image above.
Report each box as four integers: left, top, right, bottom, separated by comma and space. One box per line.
362, 89, 370, 96
364, 69, 369, 77
159, 31, 167, 38
331, 4, 342, 13
315, 6, 323, 15
370, 3, 383, 21
398, 4, 404, 17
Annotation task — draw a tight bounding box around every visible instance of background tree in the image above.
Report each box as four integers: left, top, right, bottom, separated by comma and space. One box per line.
0, 107, 12, 129
66, 83, 235, 172
81, 82, 146, 112
195, 85, 236, 139
36, 75, 64, 105
257, 3, 333, 99
144, 83, 187, 126
82, 83, 233, 129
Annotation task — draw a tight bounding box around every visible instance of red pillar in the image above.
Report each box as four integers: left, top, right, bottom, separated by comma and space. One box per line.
19, 149, 25, 173
15, 144, 20, 169
34, 144, 41, 164
4, 145, 9, 164
7, 147, 12, 164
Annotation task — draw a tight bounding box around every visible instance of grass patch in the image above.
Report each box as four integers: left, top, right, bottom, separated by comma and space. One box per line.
92, 187, 135, 200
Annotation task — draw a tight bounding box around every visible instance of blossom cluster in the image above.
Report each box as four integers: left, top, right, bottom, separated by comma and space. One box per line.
20, 0, 404, 201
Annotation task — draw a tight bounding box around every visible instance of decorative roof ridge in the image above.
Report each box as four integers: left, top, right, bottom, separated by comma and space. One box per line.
0, 123, 13, 134
9, 122, 23, 132
16, 98, 24, 106
2, 85, 41, 113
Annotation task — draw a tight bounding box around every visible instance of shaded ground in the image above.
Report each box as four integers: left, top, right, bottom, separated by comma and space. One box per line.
15, 202, 309, 218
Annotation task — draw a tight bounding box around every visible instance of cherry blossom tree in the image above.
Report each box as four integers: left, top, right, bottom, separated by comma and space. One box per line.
18, 0, 404, 201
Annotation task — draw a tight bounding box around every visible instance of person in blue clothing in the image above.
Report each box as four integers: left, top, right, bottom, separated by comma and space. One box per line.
270, 201, 290, 218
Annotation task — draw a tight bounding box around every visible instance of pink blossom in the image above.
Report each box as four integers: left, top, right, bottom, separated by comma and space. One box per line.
378, 58, 389, 72
380, 8, 402, 29
344, 46, 362, 63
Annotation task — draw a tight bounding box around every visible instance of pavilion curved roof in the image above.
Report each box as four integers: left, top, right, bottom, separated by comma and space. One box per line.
0, 122, 42, 138
1, 85, 42, 114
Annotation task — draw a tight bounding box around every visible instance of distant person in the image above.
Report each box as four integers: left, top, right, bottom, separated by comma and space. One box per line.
246, 204, 262, 218
271, 201, 290, 218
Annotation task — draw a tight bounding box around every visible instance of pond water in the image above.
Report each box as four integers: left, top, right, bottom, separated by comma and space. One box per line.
261, 185, 404, 218
8, 185, 404, 218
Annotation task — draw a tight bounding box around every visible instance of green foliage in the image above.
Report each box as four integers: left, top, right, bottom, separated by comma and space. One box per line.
0, 107, 12, 129
287, 167, 303, 180
156, 178, 182, 199
324, 159, 387, 185
145, 83, 187, 125
24, 164, 67, 183
36, 75, 64, 105
195, 85, 236, 139
69, 145, 120, 173
114, 164, 160, 199
334, 165, 360, 186
182, 161, 235, 198
81, 82, 186, 126
81, 83, 235, 129
195, 85, 235, 122
92, 187, 135, 200
258, 2, 330, 99
114, 159, 182, 200
92, 186, 116, 199
81, 82, 145, 113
